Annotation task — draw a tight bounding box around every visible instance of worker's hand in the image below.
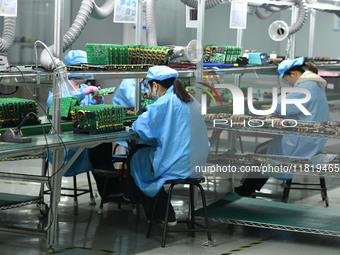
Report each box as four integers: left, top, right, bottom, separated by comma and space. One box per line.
93, 96, 103, 104
83, 86, 99, 96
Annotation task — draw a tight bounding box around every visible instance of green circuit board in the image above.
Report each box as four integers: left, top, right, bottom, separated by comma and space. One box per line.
71, 104, 124, 134
0, 98, 39, 128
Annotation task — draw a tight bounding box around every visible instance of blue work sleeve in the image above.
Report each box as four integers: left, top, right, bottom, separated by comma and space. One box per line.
132, 100, 167, 140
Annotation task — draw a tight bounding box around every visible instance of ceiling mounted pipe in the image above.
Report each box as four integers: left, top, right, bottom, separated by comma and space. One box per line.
145, 0, 158, 46
180, 0, 223, 9
0, 17, 16, 53
40, 0, 114, 70
268, 0, 308, 41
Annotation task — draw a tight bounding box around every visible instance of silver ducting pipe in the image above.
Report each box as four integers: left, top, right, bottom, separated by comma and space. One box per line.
288, 0, 308, 35
91, 0, 115, 19
0, 17, 16, 53
40, 0, 114, 70
255, 8, 274, 19
247, 1, 289, 19
180, 0, 223, 9
145, 0, 158, 46
268, 0, 308, 41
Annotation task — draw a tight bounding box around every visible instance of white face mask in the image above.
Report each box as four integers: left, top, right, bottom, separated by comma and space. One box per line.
150, 89, 160, 101
149, 83, 160, 101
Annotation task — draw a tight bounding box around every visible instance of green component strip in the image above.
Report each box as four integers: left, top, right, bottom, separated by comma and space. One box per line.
49, 97, 80, 119
97, 87, 116, 96
197, 193, 340, 232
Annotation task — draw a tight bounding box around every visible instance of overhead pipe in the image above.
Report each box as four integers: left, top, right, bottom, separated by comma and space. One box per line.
145, 0, 158, 46
268, 0, 308, 41
40, 0, 114, 70
0, 17, 16, 53
180, 0, 223, 9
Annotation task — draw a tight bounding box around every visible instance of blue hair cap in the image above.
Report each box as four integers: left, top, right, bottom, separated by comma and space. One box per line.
65, 50, 93, 80
146, 66, 178, 83
277, 56, 305, 79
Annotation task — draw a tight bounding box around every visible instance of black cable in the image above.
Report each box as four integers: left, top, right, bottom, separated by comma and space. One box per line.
10, 65, 70, 231
0, 86, 19, 95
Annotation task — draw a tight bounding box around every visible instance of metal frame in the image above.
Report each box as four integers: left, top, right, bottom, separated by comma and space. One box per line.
212, 218, 340, 237
206, 123, 340, 140
0, 130, 138, 247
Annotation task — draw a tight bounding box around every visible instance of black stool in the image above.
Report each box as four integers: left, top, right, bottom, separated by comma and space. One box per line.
146, 177, 212, 247
43, 156, 96, 215
112, 144, 129, 208
93, 168, 121, 214
282, 176, 328, 206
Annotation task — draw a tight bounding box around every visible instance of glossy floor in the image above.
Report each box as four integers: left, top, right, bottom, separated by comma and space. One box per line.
1, 156, 340, 255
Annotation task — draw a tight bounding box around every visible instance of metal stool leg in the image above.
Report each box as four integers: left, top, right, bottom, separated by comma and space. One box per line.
146, 193, 160, 238
320, 176, 329, 207
162, 184, 175, 248
73, 176, 78, 214
196, 184, 212, 242
86, 172, 96, 205
189, 184, 195, 238
98, 178, 109, 215
282, 179, 292, 203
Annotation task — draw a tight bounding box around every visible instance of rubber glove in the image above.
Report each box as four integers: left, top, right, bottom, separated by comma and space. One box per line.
83, 86, 99, 95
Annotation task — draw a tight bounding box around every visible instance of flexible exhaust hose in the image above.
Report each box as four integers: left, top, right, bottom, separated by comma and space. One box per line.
255, 8, 274, 19
0, 17, 16, 53
288, 0, 308, 35
146, 0, 158, 46
91, 0, 115, 19
180, 0, 223, 9
40, 0, 114, 70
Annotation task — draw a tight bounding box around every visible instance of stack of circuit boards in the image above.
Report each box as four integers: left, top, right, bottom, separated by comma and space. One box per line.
203, 45, 242, 64
71, 104, 124, 134
85, 43, 172, 67
0, 98, 39, 128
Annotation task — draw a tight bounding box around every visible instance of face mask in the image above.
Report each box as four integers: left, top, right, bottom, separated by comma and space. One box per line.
150, 89, 160, 101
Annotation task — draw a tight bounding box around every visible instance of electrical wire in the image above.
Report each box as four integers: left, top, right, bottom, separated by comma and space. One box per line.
10, 65, 69, 231
0, 85, 18, 95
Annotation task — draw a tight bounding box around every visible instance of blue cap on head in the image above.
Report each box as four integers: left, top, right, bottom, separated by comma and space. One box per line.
65, 50, 93, 80
146, 66, 178, 83
278, 57, 305, 79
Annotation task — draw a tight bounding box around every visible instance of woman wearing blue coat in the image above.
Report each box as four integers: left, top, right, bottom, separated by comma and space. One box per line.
127, 66, 210, 224
236, 57, 329, 196
47, 51, 121, 198
112, 78, 149, 108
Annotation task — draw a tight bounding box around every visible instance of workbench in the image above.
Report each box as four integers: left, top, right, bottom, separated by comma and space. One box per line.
0, 129, 138, 248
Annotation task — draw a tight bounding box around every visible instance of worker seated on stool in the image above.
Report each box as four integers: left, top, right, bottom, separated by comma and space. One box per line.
126, 66, 210, 224
47, 50, 122, 197
236, 57, 329, 196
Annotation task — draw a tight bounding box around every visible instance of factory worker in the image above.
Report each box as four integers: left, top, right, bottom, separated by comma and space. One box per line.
112, 78, 149, 151
235, 57, 329, 196
47, 50, 121, 198
47, 50, 103, 108
127, 66, 210, 224
112, 78, 149, 108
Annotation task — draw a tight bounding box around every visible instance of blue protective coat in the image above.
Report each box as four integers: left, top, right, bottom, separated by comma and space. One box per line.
130, 86, 210, 197
47, 83, 104, 177
112, 79, 149, 108
266, 71, 329, 179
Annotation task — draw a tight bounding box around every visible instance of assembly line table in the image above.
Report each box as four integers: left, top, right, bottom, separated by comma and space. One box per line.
0, 130, 138, 248
204, 118, 340, 238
